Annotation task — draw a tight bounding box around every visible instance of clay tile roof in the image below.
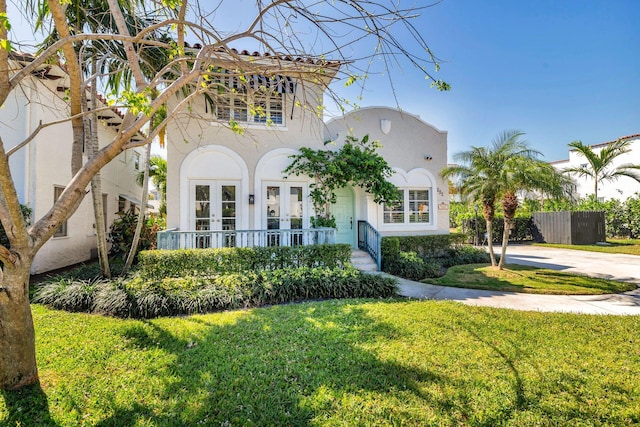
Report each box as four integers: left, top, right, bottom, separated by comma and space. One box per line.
588, 133, 640, 149
182, 42, 340, 66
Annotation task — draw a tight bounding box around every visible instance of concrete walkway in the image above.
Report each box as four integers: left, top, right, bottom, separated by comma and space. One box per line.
396, 244, 640, 315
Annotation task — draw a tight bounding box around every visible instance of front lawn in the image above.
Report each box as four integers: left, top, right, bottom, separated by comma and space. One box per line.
535, 238, 640, 256
2, 301, 639, 426
422, 263, 638, 294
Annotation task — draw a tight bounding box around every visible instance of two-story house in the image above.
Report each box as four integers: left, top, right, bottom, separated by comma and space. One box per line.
163, 48, 449, 261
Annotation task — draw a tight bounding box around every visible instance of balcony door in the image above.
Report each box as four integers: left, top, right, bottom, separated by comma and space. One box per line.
191, 180, 239, 247
264, 183, 307, 245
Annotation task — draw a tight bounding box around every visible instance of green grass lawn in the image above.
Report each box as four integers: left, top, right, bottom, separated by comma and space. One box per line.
535, 238, 640, 256
422, 263, 637, 294
2, 301, 640, 426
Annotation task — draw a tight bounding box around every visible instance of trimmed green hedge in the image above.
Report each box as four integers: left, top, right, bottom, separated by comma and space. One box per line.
33, 267, 398, 319
462, 217, 533, 243
380, 234, 490, 281
381, 234, 465, 263
137, 244, 352, 280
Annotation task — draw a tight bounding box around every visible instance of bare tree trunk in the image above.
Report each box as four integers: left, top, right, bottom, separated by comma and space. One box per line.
88, 75, 111, 279
0, 261, 39, 390
486, 218, 497, 267
123, 142, 151, 274
498, 220, 510, 270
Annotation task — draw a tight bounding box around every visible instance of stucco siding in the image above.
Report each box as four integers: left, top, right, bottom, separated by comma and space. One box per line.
2, 71, 143, 274
325, 107, 449, 235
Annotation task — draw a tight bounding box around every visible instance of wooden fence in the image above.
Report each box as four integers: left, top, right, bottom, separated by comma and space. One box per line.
531, 211, 605, 244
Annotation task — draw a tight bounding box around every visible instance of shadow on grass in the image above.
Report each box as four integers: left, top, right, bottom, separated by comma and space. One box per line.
93, 301, 469, 426
427, 263, 635, 295
6, 300, 640, 425
1, 382, 58, 426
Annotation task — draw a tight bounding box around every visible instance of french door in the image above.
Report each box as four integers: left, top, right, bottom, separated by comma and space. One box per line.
264, 183, 306, 246
192, 180, 239, 247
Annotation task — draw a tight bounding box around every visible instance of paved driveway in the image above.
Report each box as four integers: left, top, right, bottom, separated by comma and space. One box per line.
502, 244, 640, 284
396, 244, 640, 315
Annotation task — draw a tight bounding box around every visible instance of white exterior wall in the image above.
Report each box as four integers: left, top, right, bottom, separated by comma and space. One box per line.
1, 71, 143, 274
167, 83, 326, 230
325, 107, 449, 236
167, 85, 450, 239
552, 136, 640, 201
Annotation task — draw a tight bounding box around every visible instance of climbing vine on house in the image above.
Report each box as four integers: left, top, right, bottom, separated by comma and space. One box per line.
284, 134, 400, 227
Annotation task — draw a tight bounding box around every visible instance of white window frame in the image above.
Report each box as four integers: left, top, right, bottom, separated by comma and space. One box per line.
53, 186, 68, 238
210, 78, 286, 126
380, 187, 434, 229
133, 152, 141, 171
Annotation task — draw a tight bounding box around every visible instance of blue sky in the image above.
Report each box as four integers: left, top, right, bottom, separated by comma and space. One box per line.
339, 0, 640, 162
7, 0, 639, 162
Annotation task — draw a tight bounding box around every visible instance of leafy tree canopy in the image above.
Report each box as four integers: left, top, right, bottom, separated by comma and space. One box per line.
284, 134, 399, 227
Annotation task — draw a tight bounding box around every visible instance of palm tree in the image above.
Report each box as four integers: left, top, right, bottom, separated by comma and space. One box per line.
563, 139, 640, 201
497, 158, 569, 268
137, 155, 167, 216
442, 130, 568, 269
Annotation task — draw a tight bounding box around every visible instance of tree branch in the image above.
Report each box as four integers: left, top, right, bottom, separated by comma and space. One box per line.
0, 137, 30, 253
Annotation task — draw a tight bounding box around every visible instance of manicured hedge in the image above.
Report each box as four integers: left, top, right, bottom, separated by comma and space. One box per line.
380, 234, 490, 281
462, 217, 533, 243
137, 244, 352, 280
33, 267, 398, 319
381, 234, 466, 262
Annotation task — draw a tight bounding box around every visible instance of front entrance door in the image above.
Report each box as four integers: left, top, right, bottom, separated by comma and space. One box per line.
192, 180, 238, 247
332, 187, 355, 247
265, 183, 305, 246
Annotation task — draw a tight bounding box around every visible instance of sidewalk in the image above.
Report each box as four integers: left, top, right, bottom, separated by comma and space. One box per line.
395, 245, 640, 315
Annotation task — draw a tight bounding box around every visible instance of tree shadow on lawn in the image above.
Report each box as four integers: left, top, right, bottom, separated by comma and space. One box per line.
1, 382, 58, 426
454, 309, 640, 426
93, 300, 482, 426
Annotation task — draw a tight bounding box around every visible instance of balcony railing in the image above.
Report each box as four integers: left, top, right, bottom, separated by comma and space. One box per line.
157, 227, 336, 250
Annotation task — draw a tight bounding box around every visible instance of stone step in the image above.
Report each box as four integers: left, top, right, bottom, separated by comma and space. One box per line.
350, 249, 378, 272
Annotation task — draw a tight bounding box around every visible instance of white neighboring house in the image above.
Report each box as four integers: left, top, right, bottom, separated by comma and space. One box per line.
2, 53, 146, 274
164, 49, 449, 257
551, 133, 640, 202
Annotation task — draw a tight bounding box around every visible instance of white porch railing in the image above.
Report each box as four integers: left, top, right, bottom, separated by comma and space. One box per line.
157, 227, 336, 250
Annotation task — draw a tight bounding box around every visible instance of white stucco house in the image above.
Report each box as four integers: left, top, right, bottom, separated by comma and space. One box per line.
551, 133, 640, 201
163, 49, 449, 264
2, 53, 146, 274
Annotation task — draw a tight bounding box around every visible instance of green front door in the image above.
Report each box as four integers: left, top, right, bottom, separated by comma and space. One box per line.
332, 187, 355, 247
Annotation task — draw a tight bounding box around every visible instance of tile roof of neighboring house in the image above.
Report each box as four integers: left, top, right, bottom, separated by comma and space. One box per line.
573, 133, 640, 151
10, 52, 146, 143
182, 43, 341, 67
548, 159, 569, 165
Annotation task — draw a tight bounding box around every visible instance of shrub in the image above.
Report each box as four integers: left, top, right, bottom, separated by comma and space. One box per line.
394, 234, 467, 257
137, 244, 352, 280
92, 281, 135, 318
380, 234, 492, 281
31, 278, 98, 312
384, 251, 441, 281
439, 245, 491, 268
32, 267, 397, 319
459, 216, 533, 244
108, 211, 163, 259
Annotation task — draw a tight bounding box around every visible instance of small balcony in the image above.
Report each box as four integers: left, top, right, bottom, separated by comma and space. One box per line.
157, 227, 336, 250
